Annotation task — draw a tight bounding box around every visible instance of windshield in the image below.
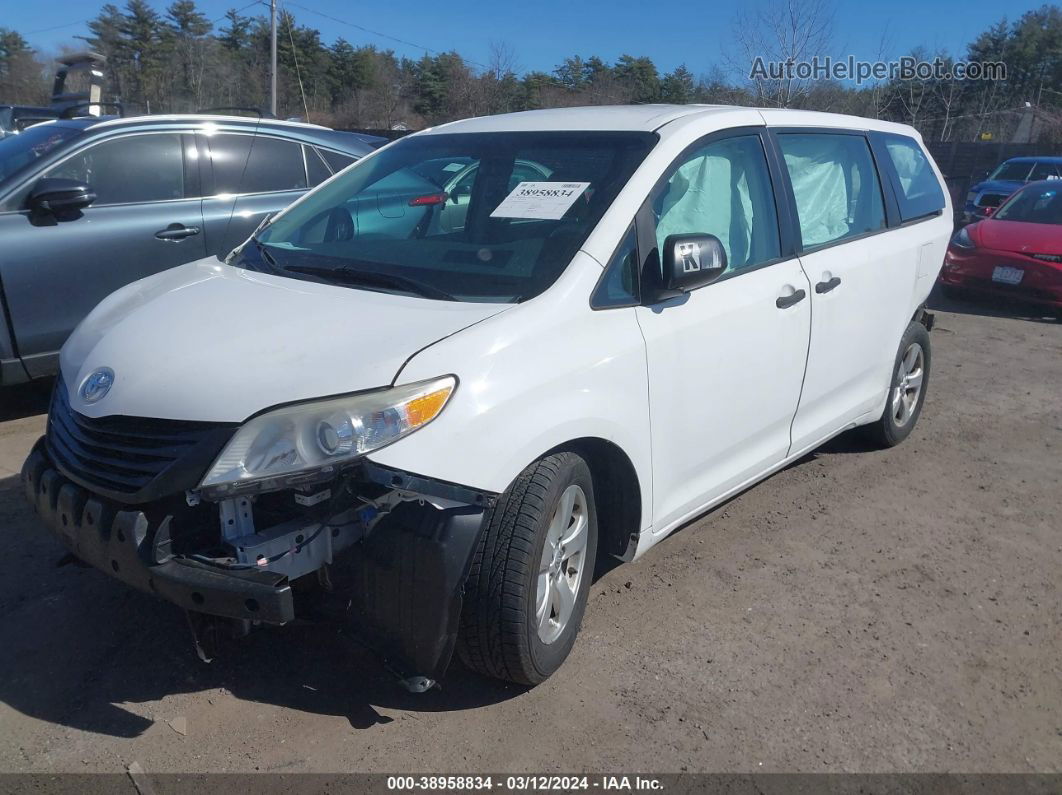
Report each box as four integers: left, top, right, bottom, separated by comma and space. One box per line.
0, 123, 82, 183
994, 183, 1062, 225
988, 161, 1034, 182
247, 130, 656, 302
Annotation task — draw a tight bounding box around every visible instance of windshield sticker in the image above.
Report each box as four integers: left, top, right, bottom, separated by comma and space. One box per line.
442, 162, 466, 172
490, 181, 591, 220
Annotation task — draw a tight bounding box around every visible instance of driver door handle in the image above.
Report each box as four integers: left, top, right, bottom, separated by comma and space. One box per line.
776, 288, 807, 309
155, 223, 201, 241
815, 275, 842, 294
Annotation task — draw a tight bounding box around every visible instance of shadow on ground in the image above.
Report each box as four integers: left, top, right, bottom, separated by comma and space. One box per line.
639, 426, 877, 560
0, 472, 523, 739
0, 378, 53, 423
0, 382, 929, 742
928, 284, 1060, 324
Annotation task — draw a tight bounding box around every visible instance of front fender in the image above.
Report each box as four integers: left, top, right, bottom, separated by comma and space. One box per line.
367, 254, 654, 534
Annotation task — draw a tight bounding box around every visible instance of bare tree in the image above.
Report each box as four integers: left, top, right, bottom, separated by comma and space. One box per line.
479, 41, 520, 115
868, 24, 895, 120
728, 0, 836, 107
931, 60, 965, 141
889, 47, 932, 130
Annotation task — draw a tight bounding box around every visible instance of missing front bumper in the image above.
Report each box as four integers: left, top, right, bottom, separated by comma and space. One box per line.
22, 441, 294, 623
21, 438, 496, 681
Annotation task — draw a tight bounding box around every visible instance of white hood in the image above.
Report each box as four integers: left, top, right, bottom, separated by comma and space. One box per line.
61, 258, 509, 422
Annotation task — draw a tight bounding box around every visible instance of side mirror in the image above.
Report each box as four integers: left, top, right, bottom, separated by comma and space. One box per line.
659, 233, 728, 296
28, 178, 96, 214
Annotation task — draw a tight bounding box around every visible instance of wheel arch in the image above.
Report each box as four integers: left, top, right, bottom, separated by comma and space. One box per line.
542, 436, 642, 566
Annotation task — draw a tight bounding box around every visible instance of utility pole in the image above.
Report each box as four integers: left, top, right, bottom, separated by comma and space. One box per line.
270, 0, 278, 117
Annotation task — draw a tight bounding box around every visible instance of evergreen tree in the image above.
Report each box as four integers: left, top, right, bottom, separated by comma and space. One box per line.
614, 54, 660, 103
660, 65, 695, 103
219, 9, 252, 52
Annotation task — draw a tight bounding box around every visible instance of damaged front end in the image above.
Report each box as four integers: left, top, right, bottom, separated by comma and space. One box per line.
22, 381, 495, 686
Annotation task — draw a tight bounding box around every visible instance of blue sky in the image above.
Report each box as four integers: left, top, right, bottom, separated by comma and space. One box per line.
7, 0, 1044, 77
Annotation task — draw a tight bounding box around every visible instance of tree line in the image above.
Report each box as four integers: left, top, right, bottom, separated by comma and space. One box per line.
1, 0, 1060, 143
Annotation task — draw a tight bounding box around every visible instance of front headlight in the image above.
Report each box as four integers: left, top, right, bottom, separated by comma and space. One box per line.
200, 375, 456, 495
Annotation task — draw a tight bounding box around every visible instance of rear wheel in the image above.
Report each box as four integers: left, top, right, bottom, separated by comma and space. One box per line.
457, 452, 598, 685
863, 322, 931, 448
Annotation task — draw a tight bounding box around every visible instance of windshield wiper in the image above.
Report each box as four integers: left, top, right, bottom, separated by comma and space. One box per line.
251, 235, 279, 268
284, 264, 457, 301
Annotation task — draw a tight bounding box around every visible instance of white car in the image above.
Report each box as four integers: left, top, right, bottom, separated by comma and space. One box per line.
22, 105, 950, 688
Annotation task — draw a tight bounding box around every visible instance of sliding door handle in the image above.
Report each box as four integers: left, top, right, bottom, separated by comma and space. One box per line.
815, 276, 842, 294
776, 288, 807, 309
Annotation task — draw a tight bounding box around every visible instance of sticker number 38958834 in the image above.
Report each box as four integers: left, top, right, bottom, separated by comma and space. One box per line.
490, 181, 591, 221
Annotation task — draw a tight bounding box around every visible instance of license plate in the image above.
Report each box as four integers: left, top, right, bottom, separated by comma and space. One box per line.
992, 265, 1024, 285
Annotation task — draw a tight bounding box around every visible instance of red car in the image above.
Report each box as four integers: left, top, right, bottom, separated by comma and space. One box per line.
941, 179, 1062, 315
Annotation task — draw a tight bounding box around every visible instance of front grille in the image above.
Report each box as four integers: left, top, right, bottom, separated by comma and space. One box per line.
977, 193, 1008, 208
47, 378, 229, 499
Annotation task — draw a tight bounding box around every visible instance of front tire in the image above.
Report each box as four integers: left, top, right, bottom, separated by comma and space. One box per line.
863, 321, 931, 448
457, 452, 598, 685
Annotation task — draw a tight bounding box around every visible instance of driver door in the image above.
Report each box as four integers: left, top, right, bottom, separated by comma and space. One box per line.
0, 131, 205, 376
634, 129, 812, 534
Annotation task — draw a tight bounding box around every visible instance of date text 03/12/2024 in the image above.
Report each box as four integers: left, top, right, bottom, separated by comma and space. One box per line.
386, 775, 665, 791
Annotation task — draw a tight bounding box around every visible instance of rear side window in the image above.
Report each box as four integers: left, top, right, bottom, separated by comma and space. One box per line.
778, 133, 885, 249
1029, 161, 1061, 181
206, 134, 307, 195
880, 134, 946, 221
44, 133, 184, 205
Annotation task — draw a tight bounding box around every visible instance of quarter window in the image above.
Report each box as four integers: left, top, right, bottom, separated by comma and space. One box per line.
305, 144, 332, 187
880, 134, 946, 221
206, 134, 307, 195
319, 148, 356, 173
44, 133, 185, 205
653, 134, 781, 273
592, 224, 639, 308
778, 133, 885, 249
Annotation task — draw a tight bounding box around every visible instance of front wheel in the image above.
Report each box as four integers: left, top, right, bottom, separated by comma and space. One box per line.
863, 321, 932, 448
457, 452, 598, 685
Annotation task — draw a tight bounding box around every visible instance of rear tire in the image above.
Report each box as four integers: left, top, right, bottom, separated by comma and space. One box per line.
457, 452, 598, 685
863, 322, 931, 448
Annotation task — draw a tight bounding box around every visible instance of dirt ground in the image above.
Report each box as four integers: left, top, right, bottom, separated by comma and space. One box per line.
0, 288, 1059, 776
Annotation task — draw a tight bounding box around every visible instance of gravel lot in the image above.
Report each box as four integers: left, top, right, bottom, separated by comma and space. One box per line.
0, 289, 1059, 775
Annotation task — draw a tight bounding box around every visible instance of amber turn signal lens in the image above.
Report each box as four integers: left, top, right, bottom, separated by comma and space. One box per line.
404, 386, 454, 427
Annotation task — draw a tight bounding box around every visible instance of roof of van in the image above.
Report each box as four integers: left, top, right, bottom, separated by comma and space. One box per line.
420, 104, 918, 137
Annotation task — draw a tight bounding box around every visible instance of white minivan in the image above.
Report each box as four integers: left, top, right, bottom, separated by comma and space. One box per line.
22, 105, 950, 688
